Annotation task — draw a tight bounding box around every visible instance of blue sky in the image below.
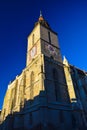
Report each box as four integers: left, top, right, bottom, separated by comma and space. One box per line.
0, 0, 87, 109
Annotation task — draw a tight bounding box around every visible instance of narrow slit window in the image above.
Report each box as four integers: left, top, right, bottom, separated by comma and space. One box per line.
48, 31, 51, 43
32, 34, 34, 45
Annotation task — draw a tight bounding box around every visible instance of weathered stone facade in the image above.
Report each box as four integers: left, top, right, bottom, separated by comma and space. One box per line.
0, 13, 87, 130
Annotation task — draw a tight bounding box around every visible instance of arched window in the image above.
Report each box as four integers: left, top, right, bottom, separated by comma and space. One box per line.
31, 71, 34, 84
14, 86, 17, 107
59, 110, 64, 123
53, 69, 58, 80
72, 114, 76, 128
11, 88, 15, 109
3, 109, 6, 119
29, 112, 33, 125
53, 68, 60, 101
30, 71, 34, 99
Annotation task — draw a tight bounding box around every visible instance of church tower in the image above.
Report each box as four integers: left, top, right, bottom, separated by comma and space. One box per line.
0, 12, 84, 130
26, 12, 62, 66
25, 12, 69, 103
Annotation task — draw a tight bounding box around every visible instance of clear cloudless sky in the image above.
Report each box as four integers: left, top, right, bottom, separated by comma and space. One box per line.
0, 0, 87, 109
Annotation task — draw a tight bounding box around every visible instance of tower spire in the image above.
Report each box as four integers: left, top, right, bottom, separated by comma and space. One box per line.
40, 10, 42, 17
35, 11, 51, 29
39, 10, 44, 21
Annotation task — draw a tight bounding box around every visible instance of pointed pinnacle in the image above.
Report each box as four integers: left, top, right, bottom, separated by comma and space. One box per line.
40, 10, 42, 17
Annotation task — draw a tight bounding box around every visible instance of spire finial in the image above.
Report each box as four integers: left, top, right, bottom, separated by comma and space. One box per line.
39, 10, 44, 21
40, 10, 42, 17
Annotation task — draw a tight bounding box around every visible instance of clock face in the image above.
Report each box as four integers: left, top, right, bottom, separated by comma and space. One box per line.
31, 47, 36, 57
48, 45, 54, 53
45, 44, 58, 57
30, 46, 37, 59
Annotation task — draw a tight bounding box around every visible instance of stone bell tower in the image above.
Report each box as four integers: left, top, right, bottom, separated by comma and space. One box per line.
26, 11, 62, 66
25, 12, 69, 103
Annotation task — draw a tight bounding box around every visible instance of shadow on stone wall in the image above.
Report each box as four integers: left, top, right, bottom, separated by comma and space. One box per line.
0, 91, 87, 130
0, 91, 53, 130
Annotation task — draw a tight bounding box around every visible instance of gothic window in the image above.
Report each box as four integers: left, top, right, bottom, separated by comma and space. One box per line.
11, 88, 15, 109
59, 110, 64, 123
13, 86, 17, 107
72, 114, 76, 128
32, 34, 34, 45
29, 112, 33, 125
48, 31, 51, 43
11, 100, 14, 111
53, 69, 58, 80
31, 71, 34, 85
53, 68, 60, 101
30, 71, 34, 99
41, 65, 43, 73
3, 109, 6, 119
